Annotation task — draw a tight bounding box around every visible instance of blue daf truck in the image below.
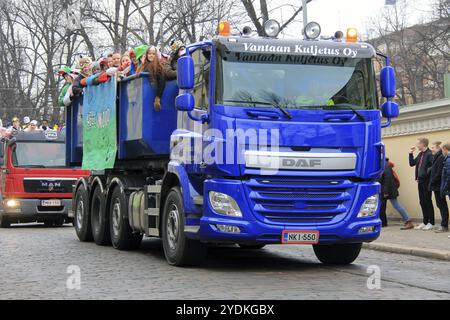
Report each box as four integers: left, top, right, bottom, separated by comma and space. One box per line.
67, 21, 399, 266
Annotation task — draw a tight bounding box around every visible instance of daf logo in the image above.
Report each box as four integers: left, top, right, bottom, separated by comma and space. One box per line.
282, 158, 322, 168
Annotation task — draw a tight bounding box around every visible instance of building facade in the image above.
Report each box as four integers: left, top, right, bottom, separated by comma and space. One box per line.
382, 98, 450, 222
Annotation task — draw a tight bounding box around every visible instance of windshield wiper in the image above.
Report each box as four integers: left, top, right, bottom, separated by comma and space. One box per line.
223, 99, 293, 120
323, 105, 367, 122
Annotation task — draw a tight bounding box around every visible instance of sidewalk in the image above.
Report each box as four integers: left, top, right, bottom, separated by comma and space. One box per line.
363, 222, 450, 261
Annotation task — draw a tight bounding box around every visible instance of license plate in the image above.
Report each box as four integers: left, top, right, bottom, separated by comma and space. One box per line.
282, 230, 320, 244
41, 200, 62, 207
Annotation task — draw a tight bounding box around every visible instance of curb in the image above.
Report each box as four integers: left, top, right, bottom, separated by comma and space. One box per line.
363, 242, 450, 261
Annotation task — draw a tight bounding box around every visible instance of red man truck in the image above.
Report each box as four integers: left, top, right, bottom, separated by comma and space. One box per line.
0, 130, 89, 227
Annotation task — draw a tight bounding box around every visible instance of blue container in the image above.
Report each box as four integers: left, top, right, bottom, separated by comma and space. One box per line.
65, 96, 84, 166
118, 73, 178, 160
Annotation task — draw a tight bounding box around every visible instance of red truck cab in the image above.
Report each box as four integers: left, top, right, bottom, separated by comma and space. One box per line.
0, 130, 89, 227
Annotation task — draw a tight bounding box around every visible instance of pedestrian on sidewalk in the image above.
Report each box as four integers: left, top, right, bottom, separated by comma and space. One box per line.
409, 138, 434, 230
429, 142, 449, 233
440, 143, 450, 238
379, 158, 414, 229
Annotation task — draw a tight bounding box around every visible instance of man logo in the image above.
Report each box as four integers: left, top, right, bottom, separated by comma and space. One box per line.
48, 183, 54, 192
40, 181, 61, 192
282, 158, 322, 168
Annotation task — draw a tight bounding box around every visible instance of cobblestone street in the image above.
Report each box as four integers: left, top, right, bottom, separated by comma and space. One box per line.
1, 224, 449, 300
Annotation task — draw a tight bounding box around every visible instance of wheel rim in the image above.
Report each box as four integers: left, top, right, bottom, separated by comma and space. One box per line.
76, 199, 84, 229
112, 200, 121, 237
167, 204, 180, 250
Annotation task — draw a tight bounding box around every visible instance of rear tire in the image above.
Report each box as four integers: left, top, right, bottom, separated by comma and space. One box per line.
313, 243, 362, 265
239, 244, 266, 250
0, 214, 11, 228
162, 187, 206, 266
74, 184, 93, 242
90, 185, 111, 246
109, 185, 142, 250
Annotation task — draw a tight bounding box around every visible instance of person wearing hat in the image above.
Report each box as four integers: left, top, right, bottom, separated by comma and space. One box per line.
24, 120, 41, 133
72, 56, 92, 97
168, 40, 186, 71
129, 45, 149, 76
57, 66, 74, 107
22, 117, 31, 130
7, 117, 22, 135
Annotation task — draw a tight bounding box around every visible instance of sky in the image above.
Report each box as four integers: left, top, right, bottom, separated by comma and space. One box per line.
267, 0, 436, 39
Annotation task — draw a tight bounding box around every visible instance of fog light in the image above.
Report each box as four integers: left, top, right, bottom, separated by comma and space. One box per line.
6, 199, 19, 208
359, 226, 375, 234
304, 21, 321, 40
209, 192, 242, 217
357, 195, 379, 218
216, 224, 241, 233
264, 19, 281, 37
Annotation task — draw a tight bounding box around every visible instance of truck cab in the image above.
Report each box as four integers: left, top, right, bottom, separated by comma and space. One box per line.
0, 130, 90, 227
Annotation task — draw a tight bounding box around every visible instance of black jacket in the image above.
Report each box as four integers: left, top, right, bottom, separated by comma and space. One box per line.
428, 151, 445, 191
441, 155, 450, 195
409, 148, 433, 183
71, 74, 86, 97
380, 162, 399, 199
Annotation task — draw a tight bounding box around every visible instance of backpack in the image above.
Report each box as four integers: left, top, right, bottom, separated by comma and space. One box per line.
392, 168, 401, 189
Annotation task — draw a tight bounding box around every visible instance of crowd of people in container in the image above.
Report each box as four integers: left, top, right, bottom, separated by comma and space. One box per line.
58, 40, 185, 111
380, 138, 450, 239
0, 40, 186, 139
0, 117, 65, 138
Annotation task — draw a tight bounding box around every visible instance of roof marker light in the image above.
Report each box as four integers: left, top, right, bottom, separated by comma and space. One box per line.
346, 28, 358, 42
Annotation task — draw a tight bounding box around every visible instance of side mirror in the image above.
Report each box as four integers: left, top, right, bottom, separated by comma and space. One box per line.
177, 55, 195, 90
175, 93, 195, 112
381, 100, 399, 118
380, 66, 396, 98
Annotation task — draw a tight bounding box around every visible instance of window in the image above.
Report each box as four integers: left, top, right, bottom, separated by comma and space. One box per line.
192, 48, 211, 110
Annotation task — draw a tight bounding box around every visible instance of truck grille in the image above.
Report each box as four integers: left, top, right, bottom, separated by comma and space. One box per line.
23, 179, 75, 194
244, 177, 355, 225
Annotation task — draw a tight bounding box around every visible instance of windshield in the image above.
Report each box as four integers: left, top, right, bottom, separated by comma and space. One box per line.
215, 50, 377, 110
12, 142, 66, 168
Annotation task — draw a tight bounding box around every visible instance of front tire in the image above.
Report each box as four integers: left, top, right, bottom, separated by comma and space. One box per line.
313, 243, 362, 265
90, 185, 111, 246
162, 187, 206, 266
74, 184, 93, 242
109, 185, 142, 250
0, 214, 11, 228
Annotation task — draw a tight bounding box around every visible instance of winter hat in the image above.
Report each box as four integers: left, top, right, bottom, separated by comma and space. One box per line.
58, 66, 73, 76
170, 40, 184, 52
90, 62, 101, 74
75, 56, 92, 70
23, 117, 30, 124
133, 45, 150, 62
30, 120, 38, 126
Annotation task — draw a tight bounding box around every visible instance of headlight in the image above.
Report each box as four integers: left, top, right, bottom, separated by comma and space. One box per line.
6, 199, 19, 208
357, 195, 379, 218
264, 19, 281, 38
209, 192, 242, 217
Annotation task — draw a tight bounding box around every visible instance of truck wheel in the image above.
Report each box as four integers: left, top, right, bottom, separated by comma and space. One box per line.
313, 243, 362, 265
109, 186, 142, 250
90, 185, 111, 246
0, 214, 11, 228
74, 184, 93, 242
239, 244, 266, 250
44, 220, 55, 227
162, 187, 206, 266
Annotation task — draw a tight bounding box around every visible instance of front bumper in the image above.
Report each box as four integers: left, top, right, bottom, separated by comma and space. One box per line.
1, 198, 72, 223
188, 178, 382, 244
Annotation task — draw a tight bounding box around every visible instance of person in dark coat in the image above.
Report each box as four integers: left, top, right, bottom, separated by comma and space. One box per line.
428, 142, 448, 233
409, 138, 434, 230
379, 158, 414, 229
440, 143, 450, 237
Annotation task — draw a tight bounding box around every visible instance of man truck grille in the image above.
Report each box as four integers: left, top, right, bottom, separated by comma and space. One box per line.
245, 177, 355, 225
23, 179, 75, 194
